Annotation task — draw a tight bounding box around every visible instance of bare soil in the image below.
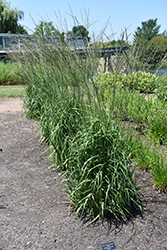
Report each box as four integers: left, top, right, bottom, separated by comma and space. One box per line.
0, 98, 24, 114
0, 98, 167, 250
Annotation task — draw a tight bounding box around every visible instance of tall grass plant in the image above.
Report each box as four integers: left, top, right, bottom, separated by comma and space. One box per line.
13, 21, 144, 223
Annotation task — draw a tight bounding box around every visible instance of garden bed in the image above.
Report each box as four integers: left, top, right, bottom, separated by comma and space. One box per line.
0, 98, 167, 249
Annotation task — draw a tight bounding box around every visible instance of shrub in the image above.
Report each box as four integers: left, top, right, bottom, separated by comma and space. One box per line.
0, 62, 22, 85
124, 71, 157, 92
94, 72, 125, 98
95, 71, 157, 97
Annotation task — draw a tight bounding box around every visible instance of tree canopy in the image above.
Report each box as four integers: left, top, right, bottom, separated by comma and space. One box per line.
33, 22, 90, 46
72, 25, 90, 41
132, 19, 167, 68
33, 21, 60, 36
133, 18, 161, 42
0, 0, 27, 34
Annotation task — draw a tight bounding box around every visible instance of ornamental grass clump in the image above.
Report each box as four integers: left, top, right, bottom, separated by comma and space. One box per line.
147, 105, 167, 145
155, 74, 167, 102
62, 120, 142, 222
151, 155, 167, 192
20, 47, 95, 163
12, 22, 143, 223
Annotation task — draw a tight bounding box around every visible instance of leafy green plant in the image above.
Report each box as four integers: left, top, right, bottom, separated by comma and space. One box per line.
95, 71, 167, 147
100, 82, 155, 124
124, 71, 157, 92
126, 131, 167, 191
94, 71, 157, 98
126, 93, 155, 124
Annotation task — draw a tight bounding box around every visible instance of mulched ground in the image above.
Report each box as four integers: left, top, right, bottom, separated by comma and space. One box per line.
0, 109, 167, 249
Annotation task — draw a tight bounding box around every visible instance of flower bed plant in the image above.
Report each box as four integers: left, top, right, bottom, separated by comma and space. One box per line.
95, 71, 157, 97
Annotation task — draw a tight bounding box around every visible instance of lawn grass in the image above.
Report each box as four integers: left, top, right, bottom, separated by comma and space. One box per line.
0, 85, 25, 98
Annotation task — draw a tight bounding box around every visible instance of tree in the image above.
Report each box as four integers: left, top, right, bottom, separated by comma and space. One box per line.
16, 24, 28, 34
72, 25, 90, 41
0, 0, 27, 34
133, 18, 161, 42
34, 21, 60, 36
132, 19, 167, 68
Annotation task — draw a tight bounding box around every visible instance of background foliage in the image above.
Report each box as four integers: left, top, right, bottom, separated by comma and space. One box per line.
0, 0, 27, 34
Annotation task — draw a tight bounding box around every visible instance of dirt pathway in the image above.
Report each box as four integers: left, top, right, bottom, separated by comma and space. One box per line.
0, 98, 24, 114
0, 98, 167, 250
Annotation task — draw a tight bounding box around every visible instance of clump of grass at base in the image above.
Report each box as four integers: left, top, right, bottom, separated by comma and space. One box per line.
147, 99, 167, 145
124, 131, 159, 170
154, 74, 167, 102
127, 133, 167, 191
63, 120, 142, 222
151, 155, 167, 192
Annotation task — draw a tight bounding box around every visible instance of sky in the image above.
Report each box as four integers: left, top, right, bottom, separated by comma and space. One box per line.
9, 0, 167, 42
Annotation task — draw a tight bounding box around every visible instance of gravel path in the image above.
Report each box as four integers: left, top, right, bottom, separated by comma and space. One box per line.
0, 99, 167, 250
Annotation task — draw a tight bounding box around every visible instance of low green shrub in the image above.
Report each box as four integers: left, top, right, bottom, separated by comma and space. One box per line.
96, 72, 167, 146
0, 62, 22, 85
120, 120, 167, 193
126, 93, 155, 124
124, 71, 157, 92
95, 71, 158, 97
110, 87, 167, 146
